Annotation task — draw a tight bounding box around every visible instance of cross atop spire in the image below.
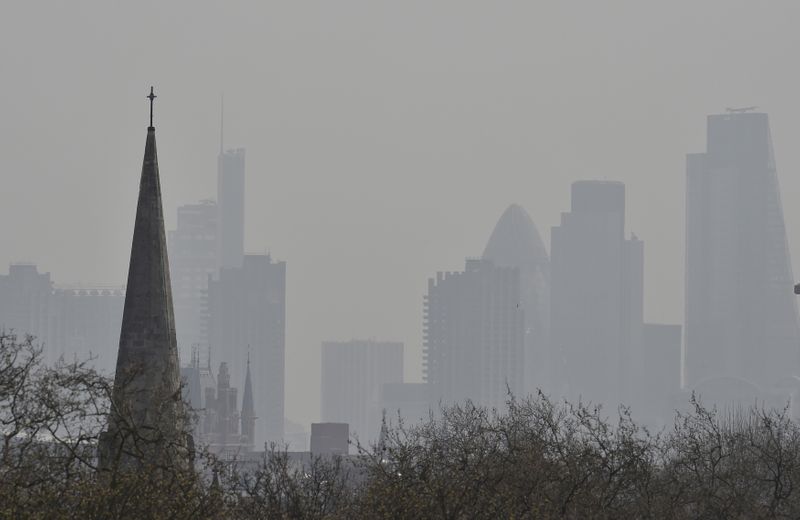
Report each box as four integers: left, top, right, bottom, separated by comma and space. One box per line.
147, 86, 157, 129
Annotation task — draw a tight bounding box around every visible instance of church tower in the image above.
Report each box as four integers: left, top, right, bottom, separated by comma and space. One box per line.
100, 88, 191, 469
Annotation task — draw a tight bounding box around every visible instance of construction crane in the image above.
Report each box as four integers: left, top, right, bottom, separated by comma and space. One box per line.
725, 106, 759, 114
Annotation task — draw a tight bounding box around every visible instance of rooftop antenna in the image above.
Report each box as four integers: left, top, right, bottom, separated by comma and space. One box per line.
219, 93, 224, 155
725, 106, 758, 114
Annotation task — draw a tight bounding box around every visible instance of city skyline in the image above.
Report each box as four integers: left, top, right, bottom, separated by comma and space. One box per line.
6, 2, 800, 428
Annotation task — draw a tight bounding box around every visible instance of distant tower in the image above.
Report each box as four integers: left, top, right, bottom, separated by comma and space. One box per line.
550, 181, 644, 409
100, 88, 191, 468
320, 339, 403, 445
240, 354, 256, 449
217, 101, 245, 269
424, 258, 525, 410
168, 200, 218, 359
207, 254, 286, 444
482, 204, 550, 395
685, 111, 800, 389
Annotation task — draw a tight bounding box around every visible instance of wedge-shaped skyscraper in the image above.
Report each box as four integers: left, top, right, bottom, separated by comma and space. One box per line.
685, 112, 800, 390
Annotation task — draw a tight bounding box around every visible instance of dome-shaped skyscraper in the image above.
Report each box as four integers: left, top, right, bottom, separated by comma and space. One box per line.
482, 204, 551, 395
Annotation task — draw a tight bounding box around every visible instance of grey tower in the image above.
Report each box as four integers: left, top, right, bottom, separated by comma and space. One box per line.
482, 204, 550, 395
100, 89, 190, 468
424, 258, 524, 410
217, 148, 245, 270
685, 111, 800, 390
207, 254, 286, 444
550, 181, 644, 409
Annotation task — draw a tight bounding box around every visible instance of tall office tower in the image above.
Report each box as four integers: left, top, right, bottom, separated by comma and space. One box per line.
424, 258, 525, 410
482, 204, 550, 396
320, 340, 404, 446
51, 286, 125, 374
550, 181, 644, 409
207, 254, 286, 445
168, 200, 218, 357
217, 148, 245, 269
685, 111, 800, 390
0, 263, 55, 360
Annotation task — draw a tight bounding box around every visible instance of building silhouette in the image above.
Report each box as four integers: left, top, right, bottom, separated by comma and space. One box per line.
320, 340, 403, 447
100, 90, 190, 467
168, 200, 218, 358
482, 204, 550, 396
207, 254, 286, 445
51, 285, 124, 374
0, 263, 56, 359
685, 111, 800, 390
550, 181, 644, 409
217, 148, 245, 270
424, 258, 524, 410
0, 263, 124, 373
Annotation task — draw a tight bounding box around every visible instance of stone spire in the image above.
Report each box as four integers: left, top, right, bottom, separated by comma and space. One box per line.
100, 87, 191, 469
240, 352, 256, 448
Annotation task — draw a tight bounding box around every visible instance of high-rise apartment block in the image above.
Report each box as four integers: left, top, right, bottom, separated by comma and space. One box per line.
320, 340, 404, 446
423, 258, 524, 410
0, 263, 56, 358
0, 263, 124, 372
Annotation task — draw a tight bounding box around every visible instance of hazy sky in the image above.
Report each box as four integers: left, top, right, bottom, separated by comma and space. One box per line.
3, 1, 800, 426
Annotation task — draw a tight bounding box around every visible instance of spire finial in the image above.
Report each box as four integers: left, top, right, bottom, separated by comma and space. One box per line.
247, 345, 250, 367
147, 86, 157, 129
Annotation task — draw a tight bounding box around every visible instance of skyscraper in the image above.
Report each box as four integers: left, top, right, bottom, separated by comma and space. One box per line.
100, 88, 190, 467
0, 264, 124, 372
550, 181, 644, 409
217, 148, 245, 270
482, 204, 550, 395
51, 285, 124, 374
0, 263, 55, 360
320, 340, 404, 446
685, 111, 800, 390
168, 200, 218, 358
206, 254, 286, 445
424, 258, 524, 410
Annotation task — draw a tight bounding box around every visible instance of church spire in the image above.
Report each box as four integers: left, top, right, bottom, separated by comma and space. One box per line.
241, 350, 256, 449
100, 87, 191, 469
147, 86, 157, 129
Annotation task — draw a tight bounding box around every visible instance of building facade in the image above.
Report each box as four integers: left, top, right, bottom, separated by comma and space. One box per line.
482, 204, 550, 396
217, 148, 245, 270
320, 340, 404, 447
685, 111, 800, 391
168, 200, 218, 358
423, 258, 524, 410
207, 254, 286, 445
550, 181, 644, 410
